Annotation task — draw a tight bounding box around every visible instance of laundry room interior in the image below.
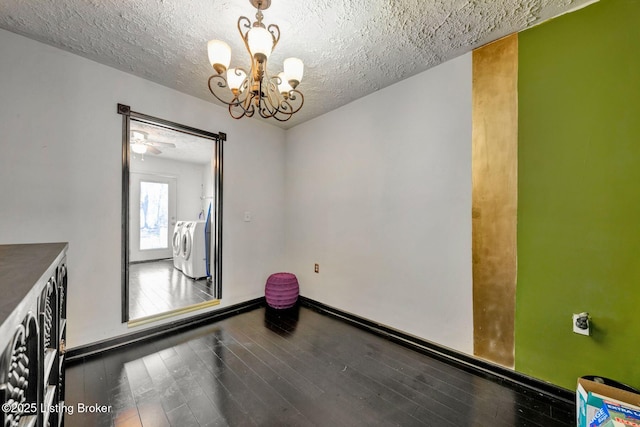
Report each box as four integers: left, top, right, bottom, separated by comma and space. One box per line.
127, 119, 216, 321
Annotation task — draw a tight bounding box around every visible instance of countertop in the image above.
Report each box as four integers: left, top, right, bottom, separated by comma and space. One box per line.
0, 242, 68, 328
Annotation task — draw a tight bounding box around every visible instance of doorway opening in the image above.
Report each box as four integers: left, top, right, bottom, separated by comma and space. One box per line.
118, 103, 226, 325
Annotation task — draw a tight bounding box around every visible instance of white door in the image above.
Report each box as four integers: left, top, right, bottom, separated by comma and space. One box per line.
130, 173, 177, 262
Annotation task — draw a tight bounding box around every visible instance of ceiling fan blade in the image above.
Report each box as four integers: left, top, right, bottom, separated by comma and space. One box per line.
146, 146, 162, 155
146, 141, 176, 148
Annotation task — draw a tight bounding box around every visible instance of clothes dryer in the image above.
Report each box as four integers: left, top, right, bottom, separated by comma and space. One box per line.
181, 221, 207, 279
172, 221, 186, 271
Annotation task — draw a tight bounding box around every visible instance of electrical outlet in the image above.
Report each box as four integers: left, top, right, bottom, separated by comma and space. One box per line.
573, 312, 590, 336
314, 263, 319, 273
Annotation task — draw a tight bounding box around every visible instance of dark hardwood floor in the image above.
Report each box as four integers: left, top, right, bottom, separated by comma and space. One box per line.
128, 259, 215, 319
65, 306, 575, 426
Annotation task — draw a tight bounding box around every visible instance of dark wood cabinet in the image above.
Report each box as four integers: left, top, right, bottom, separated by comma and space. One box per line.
0, 243, 68, 427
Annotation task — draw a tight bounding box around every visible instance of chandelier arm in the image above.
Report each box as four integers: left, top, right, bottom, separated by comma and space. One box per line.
260, 100, 279, 119
238, 72, 251, 100
237, 16, 254, 57
272, 114, 293, 122
271, 98, 301, 121
267, 24, 280, 50
255, 75, 301, 121
245, 92, 257, 117
263, 75, 282, 114
231, 67, 251, 102
256, 79, 277, 119
265, 77, 284, 117
272, 104, 295, 121
228, 102, 247, 119
237, 16, 252, 41
235, 66, 250, 76
258, 106, 273, 119
258, 94, 277, 118
265, 102, 291, 121
271, 89, 304, 119
244, 89, 254, 112
273, 99, 293, 122
232, 95, 257, 118
208, 75, 235, 106
209, 74, 258, 119
284, 90, 304, 114
230, 92, 254, 119
263, 74, 304, 116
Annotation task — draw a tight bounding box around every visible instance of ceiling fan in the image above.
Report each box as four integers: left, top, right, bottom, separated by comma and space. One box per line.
130, 130, 176, 155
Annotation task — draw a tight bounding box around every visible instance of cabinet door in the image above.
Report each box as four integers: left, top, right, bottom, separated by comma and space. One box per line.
0, 313, 39, 427
39, 278, 59, 427
57, 261, 68, 427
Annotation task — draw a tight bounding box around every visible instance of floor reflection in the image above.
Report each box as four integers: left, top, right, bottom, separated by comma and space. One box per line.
128, 259, 214, 320
264, 304, 300, 336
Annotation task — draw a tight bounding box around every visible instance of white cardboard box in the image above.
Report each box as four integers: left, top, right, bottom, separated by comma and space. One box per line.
577, 377, 640, 427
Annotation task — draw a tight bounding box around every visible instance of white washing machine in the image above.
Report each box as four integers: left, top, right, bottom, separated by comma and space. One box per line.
172, 221, 186, 271
181, 220, 207, 279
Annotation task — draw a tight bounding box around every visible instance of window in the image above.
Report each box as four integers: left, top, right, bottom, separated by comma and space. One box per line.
139, 181, 169, 250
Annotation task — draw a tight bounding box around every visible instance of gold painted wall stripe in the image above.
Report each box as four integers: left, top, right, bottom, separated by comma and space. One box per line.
471, 34, 518, 368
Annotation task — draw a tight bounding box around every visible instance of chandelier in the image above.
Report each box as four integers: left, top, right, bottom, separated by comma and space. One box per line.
206, 0, 304, 122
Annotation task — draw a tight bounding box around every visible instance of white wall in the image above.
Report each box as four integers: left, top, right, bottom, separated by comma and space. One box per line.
1, 27, 473, 353
202, 159, 214, 218
0, 29, 286, 348
284, 54, 474, 353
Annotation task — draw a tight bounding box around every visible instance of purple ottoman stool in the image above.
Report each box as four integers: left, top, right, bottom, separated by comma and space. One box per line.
265, 272, 299, 309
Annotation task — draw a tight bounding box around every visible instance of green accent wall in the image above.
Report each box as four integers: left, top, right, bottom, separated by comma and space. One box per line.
516, 0, 640, 390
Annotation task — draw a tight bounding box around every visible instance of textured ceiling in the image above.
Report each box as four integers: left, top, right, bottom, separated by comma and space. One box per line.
130, 120, 213, 164
0, 0, 595, 129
